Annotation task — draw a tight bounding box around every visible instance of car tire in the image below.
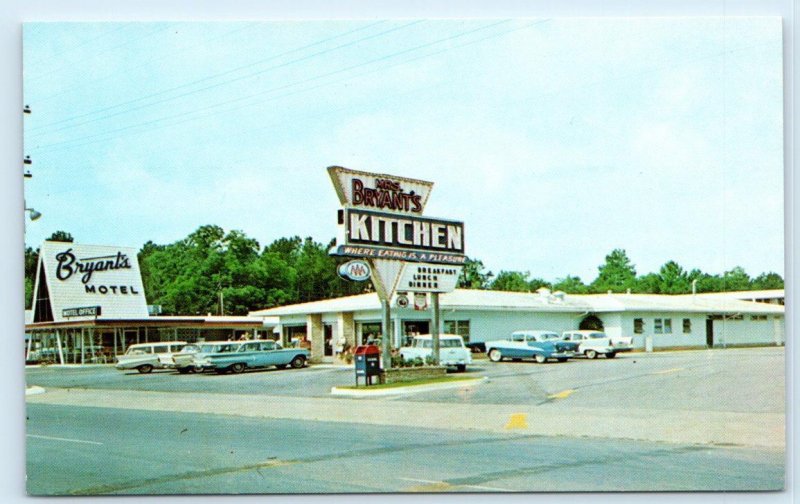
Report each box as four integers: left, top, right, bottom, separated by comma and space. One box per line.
585, 350, 597, 359
290, 355, 306, 369
137, 364, 153, 374
456, 364, 466, 372
534, 354, 547, 364
606, 352, 617, 359
488, 349, 503, 362
231, 363, 246, 374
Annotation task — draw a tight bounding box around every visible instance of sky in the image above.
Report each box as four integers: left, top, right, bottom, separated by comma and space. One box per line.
22, 18, 784, 282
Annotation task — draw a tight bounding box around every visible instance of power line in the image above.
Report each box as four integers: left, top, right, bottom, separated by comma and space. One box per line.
25, 23, 174, 85
30, 20, 514, 153
32, 22, 263, 106
24, 22, 134, 70
27, 20, 393, 135
121, 19, 553, 164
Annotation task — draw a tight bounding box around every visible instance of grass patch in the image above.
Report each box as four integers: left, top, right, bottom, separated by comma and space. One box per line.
337, 375, 480, 390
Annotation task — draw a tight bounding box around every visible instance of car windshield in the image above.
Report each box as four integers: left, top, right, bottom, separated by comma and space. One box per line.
125, 346, 151, 355
541, 333, 559, 340
180, 345, 201, 353
200, 343, 238, 353
441, 339, 462, 348
589, 333, 606, 339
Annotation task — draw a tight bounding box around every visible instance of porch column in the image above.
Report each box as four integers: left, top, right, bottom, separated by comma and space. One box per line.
336, 312, 355, 362
307, 314, 323, 364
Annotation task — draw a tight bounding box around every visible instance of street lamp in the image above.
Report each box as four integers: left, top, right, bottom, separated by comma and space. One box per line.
25, 207, 42, 221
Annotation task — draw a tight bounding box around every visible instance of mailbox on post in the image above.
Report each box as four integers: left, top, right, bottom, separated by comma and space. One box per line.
354, 344, 381, 386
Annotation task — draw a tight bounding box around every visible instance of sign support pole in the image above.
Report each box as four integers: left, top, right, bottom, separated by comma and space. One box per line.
431, 292, 440, 365
381, 299, 392, 370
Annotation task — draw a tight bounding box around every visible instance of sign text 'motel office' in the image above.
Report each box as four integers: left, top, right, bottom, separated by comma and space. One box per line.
55, 248, 141, 295
62, 306, 102, 318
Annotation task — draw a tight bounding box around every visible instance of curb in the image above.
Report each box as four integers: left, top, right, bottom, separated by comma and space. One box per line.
330, 376, 488, 397
25, 386, 46, 396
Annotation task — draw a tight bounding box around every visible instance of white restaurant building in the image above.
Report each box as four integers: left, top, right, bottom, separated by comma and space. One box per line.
250, 288, 785, 363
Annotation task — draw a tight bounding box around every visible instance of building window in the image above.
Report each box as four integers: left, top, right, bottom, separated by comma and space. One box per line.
683, 318, 691, 334
633, 318, 644, 334
444, 320, 470, 343
654, 318, 672, 334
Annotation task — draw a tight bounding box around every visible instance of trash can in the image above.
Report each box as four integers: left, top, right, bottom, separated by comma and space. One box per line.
354, 344, 381, 386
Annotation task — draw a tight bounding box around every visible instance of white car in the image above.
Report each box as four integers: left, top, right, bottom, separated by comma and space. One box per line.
561, 330, 634, 359
399, 334, 472, 372
115, 341, 188, 373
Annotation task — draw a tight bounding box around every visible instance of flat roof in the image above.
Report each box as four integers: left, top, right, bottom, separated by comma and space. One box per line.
249, 289, 785, 317
25, 315, 271, 331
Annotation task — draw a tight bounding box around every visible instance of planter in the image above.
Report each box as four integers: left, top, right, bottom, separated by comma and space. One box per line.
380, 366, 446, 384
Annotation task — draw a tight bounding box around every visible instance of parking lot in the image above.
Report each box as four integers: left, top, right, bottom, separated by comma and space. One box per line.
26, 346, 784, 413
25, 347, 786, 494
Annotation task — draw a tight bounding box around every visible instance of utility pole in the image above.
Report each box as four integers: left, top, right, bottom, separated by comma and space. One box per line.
431, 292, 440, 365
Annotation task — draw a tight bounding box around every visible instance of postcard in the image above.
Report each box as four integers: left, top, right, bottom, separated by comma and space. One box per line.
23, 18, 785, 495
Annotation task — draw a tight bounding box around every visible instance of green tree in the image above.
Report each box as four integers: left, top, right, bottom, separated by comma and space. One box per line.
751, 272, 784, 290
491, 271, 532, 292
721, 266, 751, 291
457, 258, 493, 289
591, 249, 637, 293
552, 275, 588, 294
24, 246, 40, 309
656, 260, 690, 294
634, 272, 661, 293
47, 230, 74, 242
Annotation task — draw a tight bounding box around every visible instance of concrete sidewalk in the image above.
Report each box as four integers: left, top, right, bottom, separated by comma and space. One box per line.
26, 386, 784, 449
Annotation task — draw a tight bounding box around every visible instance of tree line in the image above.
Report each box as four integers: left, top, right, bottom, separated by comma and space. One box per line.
24, 229, 783, 314
459, 249, 783, 295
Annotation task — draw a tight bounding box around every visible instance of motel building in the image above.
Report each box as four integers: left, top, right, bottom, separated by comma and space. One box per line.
249, 288, 785, 364
24, 242, 270, 365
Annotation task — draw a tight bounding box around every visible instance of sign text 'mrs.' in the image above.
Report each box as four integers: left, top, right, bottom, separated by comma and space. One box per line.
345, 209, 464, 254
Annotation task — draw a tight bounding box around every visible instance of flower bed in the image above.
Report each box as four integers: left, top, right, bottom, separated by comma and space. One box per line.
380, 366, 447, 384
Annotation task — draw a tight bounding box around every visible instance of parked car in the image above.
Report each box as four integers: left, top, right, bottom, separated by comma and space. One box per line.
171, 341, 240, 374
560, 330, 634, 359
399, 334, 472, 372
465, 341, 486, 354
194, 340, 310, 374
115, 341, 188, 373
484, 330, 577, 363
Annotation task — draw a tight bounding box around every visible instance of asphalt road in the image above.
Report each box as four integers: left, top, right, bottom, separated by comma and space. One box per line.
25, 347, 786, 494
26, 403, 784, 495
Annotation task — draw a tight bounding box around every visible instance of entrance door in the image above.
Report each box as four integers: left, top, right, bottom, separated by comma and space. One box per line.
706, 319, 714, 347
323, 324, 334, 358
403, 321, 430, 346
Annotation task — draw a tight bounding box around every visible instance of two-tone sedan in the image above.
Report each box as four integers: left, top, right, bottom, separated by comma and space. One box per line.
484, 330, 578, 364
194, 340, 310, 374
172, 341, 241, 374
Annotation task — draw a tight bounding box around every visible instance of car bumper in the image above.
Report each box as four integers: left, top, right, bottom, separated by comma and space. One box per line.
550, 352, 574, 359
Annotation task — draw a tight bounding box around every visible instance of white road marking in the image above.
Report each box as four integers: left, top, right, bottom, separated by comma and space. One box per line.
399, 477, 510, 492
27, 434, 103, 446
